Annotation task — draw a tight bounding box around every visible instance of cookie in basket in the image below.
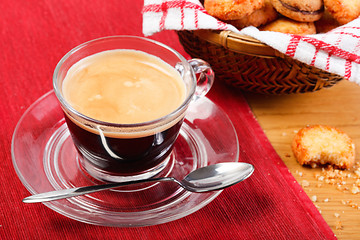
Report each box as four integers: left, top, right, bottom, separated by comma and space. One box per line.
260, 18, 316, 35
315, 9, 341, 33
227, 0, 278, 28
270, 0, 324, 22
324, 0, 360, 25
204, 0, 264, 20
292, 125, 355, 169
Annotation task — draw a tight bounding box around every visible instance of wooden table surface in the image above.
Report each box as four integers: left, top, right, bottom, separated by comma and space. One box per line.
244, 80, 360, 240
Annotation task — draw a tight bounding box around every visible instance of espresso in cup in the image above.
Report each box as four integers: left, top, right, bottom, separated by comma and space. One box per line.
53, 36, 214, 182
62, 50, 186, 175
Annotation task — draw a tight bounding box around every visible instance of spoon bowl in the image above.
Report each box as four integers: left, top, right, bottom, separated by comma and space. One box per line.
180, 162, 254, 192
22, 162, 254, 203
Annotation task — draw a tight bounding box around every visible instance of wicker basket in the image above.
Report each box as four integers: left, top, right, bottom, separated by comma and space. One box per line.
177, 30, 344, 94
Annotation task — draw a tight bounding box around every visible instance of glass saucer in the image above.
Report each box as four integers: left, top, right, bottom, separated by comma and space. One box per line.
12, 91, 239, 227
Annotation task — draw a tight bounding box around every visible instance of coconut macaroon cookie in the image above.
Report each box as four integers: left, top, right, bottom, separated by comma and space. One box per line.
204, 0, 264, 20
315, 9, 341, 33
324, 0, 360, 25
260, 18, 316, 35
292, 125, 355, 169
270, 0, 324, 22
228, 0, 279, 28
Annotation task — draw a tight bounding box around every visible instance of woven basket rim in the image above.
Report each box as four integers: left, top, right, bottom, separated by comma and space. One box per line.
193, 30, 283, 58
177, 30, 344, 94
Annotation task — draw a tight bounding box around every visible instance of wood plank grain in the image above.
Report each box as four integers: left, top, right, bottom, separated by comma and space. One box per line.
244, 80, 360, 240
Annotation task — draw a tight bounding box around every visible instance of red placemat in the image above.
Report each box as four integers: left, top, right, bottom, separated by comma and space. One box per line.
0, 0, 335, 239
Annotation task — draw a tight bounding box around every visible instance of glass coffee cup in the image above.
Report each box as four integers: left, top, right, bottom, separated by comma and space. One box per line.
53, 36, 214, 182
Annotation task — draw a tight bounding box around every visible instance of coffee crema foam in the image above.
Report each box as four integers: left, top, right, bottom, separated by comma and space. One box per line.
62, 50, 186, 125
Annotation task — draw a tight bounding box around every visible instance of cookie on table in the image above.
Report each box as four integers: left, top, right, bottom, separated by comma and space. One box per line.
324, 0, 360, 25
260, 18, 316, 35
270, 0, 324, 22
292, 125, 355, 169
227, 0, 279, 28
204, 0, 264, 20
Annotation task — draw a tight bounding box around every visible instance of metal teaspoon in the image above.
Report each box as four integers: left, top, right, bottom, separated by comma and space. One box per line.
22, 162, 254, 203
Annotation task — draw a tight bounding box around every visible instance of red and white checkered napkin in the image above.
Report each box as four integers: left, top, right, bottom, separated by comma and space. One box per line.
142, 0, 360, 84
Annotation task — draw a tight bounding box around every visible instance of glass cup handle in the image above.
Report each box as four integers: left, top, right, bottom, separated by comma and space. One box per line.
188, 59, 214, 100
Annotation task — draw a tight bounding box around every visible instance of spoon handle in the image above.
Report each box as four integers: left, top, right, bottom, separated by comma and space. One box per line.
23, 177, 173, 203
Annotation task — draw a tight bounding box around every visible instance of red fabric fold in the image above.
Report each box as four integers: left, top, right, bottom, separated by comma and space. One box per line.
1, 0, 335, 239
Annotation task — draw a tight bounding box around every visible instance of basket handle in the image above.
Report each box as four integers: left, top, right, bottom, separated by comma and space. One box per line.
194, 30, 283, 59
